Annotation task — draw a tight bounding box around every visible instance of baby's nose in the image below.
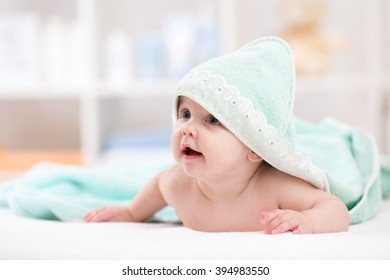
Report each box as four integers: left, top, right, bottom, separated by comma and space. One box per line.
181, 126, 197, 138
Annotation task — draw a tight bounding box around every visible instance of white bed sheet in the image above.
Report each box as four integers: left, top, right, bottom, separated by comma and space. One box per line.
1, 148, 389, 260
0, 199, 389, 260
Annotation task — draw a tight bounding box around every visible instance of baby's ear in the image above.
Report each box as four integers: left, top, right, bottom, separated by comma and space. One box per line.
248, 151, 263, 163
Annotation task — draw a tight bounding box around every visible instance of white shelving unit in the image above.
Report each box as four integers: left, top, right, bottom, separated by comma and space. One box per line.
0, 0, 388, 167
0, 0, 234, 165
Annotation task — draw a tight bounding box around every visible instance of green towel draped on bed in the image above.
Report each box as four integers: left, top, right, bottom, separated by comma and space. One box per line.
294, 118, 389, 224
0, 118, 389, 224
0, 161, 177, 222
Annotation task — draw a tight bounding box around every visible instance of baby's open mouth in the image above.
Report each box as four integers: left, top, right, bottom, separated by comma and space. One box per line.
182, 147, 203, 156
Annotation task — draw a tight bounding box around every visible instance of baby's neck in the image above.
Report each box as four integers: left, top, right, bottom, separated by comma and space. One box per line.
196, 163, 267, 203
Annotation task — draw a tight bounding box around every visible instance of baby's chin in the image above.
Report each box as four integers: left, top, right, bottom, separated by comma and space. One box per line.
180, 165, 202, 178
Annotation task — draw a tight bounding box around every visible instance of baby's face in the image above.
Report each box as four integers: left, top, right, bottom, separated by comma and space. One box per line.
171, 96, 254, 178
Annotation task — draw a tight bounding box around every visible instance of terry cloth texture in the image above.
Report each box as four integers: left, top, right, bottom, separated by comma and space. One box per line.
174, 36, 388, 224
174, 37, 328, 191
0, 162, 177, 222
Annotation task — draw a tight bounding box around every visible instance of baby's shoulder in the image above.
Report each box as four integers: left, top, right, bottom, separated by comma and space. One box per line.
157, 164, 195, 205
159, 164, 187, 180
256, 165, 321, 208
261, 165, 314, 190
158, 164, 192, 191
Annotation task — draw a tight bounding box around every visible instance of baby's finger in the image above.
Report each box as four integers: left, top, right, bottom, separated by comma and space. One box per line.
83, 210, 101, 222
84, 211, 100, 223
83, 212, 93, 222
270, 220, 297, 234
260, 209, 283, 225
85, 207, 112, 222
292, 224, 309, 234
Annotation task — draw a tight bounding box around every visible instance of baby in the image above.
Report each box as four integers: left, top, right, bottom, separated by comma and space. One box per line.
84, 37, 350, 234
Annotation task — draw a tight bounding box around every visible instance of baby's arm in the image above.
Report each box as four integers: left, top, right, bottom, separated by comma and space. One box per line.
260, 178, 350, 234
84, 171, 167, 223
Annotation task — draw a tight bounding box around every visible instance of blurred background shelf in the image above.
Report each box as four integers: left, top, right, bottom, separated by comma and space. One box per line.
0, 89, 82, 99
0, 0, 389, 168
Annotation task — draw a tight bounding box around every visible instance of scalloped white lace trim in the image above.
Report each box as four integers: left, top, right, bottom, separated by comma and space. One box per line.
176, 70, 329, 191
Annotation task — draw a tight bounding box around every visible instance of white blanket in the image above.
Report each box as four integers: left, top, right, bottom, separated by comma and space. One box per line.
1, 199, 389, 260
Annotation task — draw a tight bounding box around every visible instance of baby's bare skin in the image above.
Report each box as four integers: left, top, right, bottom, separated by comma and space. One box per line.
84, 97, 349, 233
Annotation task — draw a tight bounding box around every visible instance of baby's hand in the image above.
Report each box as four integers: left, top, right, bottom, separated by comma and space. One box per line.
84, 206, 134, 223
260, 209, 314, 234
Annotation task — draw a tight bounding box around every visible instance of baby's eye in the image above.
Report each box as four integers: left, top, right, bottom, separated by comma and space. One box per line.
207, 115, 221, 126
179, 109, 191, 120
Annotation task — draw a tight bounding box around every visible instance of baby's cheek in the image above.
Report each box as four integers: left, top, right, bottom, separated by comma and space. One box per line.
170, 133, 181, 160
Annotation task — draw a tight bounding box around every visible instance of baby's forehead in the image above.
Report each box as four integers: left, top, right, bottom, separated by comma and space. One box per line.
177, 96, 193, 105
177, 96, 208, 112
